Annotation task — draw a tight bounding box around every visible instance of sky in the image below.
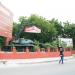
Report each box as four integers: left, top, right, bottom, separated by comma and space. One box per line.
0, 0, 75, 23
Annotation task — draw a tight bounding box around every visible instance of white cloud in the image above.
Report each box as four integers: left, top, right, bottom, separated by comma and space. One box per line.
0, 0, 75, 23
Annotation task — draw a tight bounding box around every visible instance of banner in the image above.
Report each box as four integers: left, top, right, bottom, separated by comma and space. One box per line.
24, 26, 41, 33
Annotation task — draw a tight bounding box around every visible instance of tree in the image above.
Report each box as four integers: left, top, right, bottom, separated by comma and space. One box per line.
13, 14, 64, 44
13, 22, 19, 36
28, 14, 57, 42
49, 18, 63, 37
13, 16, 31, 38
64, 22, 75, 48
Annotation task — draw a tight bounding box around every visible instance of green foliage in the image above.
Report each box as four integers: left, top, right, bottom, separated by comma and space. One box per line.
13, 22, 19, 36
49, 18, 63, 36
63, 22, 75, 48
51, 40, 58, 48
45, 42, 52, 48
13, 14, 75, 48
64, 22, 75, 38
25, 14, 58, 42
34, 45, 40, 50
0, 36, 5, 47
33, 40, 40, 50
19, 16, 30, 26
13, 14, 57, 42
41, 48, 45, 51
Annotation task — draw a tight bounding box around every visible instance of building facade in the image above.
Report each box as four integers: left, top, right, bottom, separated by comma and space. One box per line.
0, 2, 13, 45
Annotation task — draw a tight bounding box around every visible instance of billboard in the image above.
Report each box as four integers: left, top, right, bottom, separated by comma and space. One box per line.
0, 3, 13, 38
58, 38, 73, 47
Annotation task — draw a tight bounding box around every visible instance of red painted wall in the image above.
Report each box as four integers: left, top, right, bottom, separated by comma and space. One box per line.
71, 50, 75, 54
0, 47, 73, 59
0, 51, 72, 59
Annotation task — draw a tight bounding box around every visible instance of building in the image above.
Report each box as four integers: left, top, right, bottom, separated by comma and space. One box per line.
0, 2, 13, 45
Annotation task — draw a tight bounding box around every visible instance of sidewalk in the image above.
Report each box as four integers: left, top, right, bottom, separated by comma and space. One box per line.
0, 56, 74, 64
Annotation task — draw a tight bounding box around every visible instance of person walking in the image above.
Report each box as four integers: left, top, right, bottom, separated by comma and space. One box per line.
59, 47, 64, 64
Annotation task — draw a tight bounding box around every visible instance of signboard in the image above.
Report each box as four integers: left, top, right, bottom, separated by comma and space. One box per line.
0, 3, 13, 38
24, 26, 41, 33
58, 38, 73, 47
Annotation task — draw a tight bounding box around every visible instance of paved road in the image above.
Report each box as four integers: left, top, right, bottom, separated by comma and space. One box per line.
0, 59, 75, 75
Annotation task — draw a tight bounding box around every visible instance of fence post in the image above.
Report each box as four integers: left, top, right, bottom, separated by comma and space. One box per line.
56, 48, 59, 52
26, 47, 29, 53
12, 46, 16, 53
0, 48, 1, 52
47, 47, 50, 52
36, 48, 40, 52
